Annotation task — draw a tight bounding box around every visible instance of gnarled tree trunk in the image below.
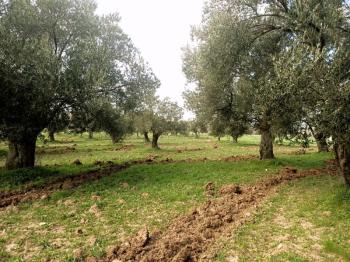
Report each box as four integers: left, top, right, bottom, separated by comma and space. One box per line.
144, 132, 150, 143
259, 119, 274, 160
48, 130, 55, 142
334, 142, 350, 186
232, 135, 238, 143
152, 133, 161, 149
6, 135, 37, 170
314, 133, 329, 152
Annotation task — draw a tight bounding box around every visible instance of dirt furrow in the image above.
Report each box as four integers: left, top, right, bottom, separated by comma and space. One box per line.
102, 165, 337, 262
0, 155, 257, 209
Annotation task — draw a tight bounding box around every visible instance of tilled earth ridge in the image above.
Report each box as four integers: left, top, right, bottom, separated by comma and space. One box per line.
102, 165, 337, 262
0, 155, 258, 209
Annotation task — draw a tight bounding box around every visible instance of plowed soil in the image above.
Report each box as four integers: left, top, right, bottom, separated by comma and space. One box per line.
102, 165, 337, 262
0, 155, 258, 209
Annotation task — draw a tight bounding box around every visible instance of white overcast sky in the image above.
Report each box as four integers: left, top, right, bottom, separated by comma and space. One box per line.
96, 0, 205, 118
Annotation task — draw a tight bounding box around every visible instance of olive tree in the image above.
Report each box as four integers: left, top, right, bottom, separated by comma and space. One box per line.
150, 98, 184, 149
0, 0, 158, 169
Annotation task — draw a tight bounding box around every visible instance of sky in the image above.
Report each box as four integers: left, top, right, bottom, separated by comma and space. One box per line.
96, 0, 205, 118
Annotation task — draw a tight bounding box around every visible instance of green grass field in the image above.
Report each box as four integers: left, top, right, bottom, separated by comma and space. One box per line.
0, 133, 348, 261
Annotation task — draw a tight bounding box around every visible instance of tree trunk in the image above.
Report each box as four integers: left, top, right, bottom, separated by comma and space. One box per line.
88, 131, 93, 139
218, 137, 221, 141
259, 122, 274, 160
232, 135, 238, 143
152, 133, 161, 149
6, 136, 37, 170
48, 130, 55, 142
335, 142, 350, 186
144, 132, 150, 143
314, 133, 329, 152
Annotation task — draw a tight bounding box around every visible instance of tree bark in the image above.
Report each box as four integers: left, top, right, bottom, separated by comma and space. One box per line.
152, 133, 161, 149
48, 130, 55, 142
259, 120, 274, 160
335, 142, 350, 186
6, 136, 37, 170
144, 132, 150, 143
232, 135, 238, 143
88, 131, 93, 139
314, 133, 329, 152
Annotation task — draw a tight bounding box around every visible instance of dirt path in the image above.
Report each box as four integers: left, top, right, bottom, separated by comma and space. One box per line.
102, 164, 338, 262
0, 155, 257, 209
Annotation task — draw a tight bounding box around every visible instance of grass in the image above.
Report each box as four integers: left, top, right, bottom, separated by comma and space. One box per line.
0, 133, 343, 261
212, 175, 350, 262
0, 133, 319, 191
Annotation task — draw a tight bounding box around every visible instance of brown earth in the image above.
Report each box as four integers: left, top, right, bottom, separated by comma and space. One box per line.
36, 146, 76, 155
0, 155, 259, 209
100, 165, 337, 262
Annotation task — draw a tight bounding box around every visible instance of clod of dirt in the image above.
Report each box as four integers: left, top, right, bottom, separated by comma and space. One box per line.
89, 204, 101, 217
222, 155, 257, 162
87, 236, 97, 247
91, 195, 102, 201
219, 185, 243, 195
110, 227, 150, 261
204, 182, 215, 197
40, 194, 49, 200
94, 160, 104, 166
115, 145, 134, 151
73, 248, 84, 258
73, 159, 82, 165
134, 227, 150, 247
62, 180, 74, 189
86, 256, 97, 262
